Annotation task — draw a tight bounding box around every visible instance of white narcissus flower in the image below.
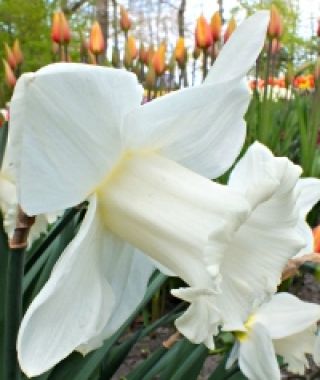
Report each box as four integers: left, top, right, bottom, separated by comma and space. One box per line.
6, 11, 270, 377
172, 142, 320, 341
226, 293, 320, 380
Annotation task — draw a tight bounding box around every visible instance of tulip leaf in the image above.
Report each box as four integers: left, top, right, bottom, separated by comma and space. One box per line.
0, 121, 8, 168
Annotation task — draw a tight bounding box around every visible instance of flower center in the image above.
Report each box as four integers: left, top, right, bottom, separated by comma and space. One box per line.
234, 314, 256, 342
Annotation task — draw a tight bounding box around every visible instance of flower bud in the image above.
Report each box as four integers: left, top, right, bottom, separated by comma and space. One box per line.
175, 37, 186, 66
13, 39, 23, 65
120, 5, 131, 32
127, 35, 138, 60
4, 43, 16, 69
210, 11, 222, 42
51, 11, 71, 44
152, 45, 166, 76
89, 21, 105, 55
224, 17, 236, 43
268, 5, 283, 39
139, 43, 148, 65
3, 59, 16, 88
195, 16, 212, 49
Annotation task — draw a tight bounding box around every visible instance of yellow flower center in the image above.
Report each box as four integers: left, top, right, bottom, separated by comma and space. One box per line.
234, 314, 256, 342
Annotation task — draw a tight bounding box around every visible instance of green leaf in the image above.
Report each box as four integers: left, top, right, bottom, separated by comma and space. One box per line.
0, 121, 8, 167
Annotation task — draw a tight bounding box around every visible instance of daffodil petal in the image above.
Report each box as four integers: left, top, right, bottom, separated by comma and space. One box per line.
171, 287, 220, 349
122, 80, 249, 179
205, 11, 270, 85
215, 143, 306, 330
77, 246, 154, 354
239, 323, 280, 380
226, 342, 240, 369
273, 326, 315, 375
256, 293, 320, 339
296, 178, 320, 216
10, 63, 143, 215
17, 195, 115, 377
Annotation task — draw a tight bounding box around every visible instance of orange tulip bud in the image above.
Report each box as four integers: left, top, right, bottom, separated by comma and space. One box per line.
120, 5, 132, 32
3, 59, 16, 88
4, 43, 16, 69
152, 45, 166, 76
195, 15, 212, 49
13, 39, 23, 65
313, 226, 320, 253
127, 35, 138, 60
175, 37, 186, 66
51, 11, 71, 44
224, 17, 236, 43
210, 11, 222, 42
89, 21, 105, 55
139, 43, 148, 65
268, 5, 283, 39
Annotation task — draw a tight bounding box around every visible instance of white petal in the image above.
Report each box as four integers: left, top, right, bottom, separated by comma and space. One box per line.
78, 246, 154, 354
205, 11, 270, 85
10, 63, 143, 215
18, 195, 115, 377
239, 323, 281, 380
296, 178, 320, 217
256, 293, 320, 339
273, 326, 316, 375
314, 335, 320, 365
122, 80, 249, 179
171, 287, 219, 349
214, 143, 306, 330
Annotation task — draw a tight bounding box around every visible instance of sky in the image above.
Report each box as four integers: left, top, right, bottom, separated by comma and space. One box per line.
186, 0, 320, 39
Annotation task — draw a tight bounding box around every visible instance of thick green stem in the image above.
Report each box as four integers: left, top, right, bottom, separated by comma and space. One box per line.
202, 49, 208, 81
3, 209, 34, 380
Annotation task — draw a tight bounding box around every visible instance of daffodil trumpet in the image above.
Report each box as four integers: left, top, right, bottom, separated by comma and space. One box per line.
6, 12, 271, 376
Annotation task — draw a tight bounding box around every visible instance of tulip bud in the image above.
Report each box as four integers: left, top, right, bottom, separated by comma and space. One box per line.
3, 59, 16, 88
139, 43, 148, 65
51, 11, 71, 44
120, 5, 131, 32
224, 17, 236, 43
195, 15, 212, 49
4, 43, 16, 69
210, 11, 222, 42
13, 39, 23, 65
175, 37, 186, 67
127, 35, 138, 60
268, 5, 283, 40
89, 21, 105, 55
152, 45, 166, 76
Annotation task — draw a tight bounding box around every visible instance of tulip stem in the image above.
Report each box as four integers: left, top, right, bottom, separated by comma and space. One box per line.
3, 208, 35, 380
202, 49, 208, 81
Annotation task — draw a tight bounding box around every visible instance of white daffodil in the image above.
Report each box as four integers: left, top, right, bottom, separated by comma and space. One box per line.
172, 142, 320, 343
5, 11, 270, 376
226, 293, 320, 379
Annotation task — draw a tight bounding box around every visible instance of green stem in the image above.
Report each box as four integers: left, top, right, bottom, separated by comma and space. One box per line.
3, 248, 25, 380
202, 48, 208, 81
